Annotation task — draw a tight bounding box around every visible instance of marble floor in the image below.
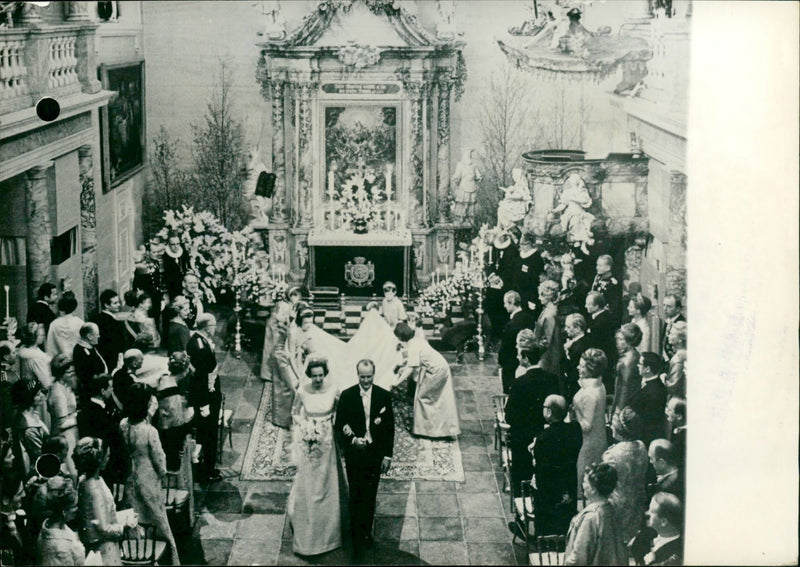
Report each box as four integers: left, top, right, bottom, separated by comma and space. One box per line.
180, 320, 526, 566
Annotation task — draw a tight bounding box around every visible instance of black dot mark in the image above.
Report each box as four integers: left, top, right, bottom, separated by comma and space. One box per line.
36, 97, 60, 122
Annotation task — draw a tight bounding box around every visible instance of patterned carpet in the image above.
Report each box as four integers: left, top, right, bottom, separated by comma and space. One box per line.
240, 383, 465, 482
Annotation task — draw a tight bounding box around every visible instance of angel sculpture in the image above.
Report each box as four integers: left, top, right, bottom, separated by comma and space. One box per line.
550, 172, 596, 255
496, 168, 531, 229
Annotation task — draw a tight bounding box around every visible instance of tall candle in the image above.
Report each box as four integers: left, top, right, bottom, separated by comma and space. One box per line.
3, 285, 8, 320
444, 264, 448, 278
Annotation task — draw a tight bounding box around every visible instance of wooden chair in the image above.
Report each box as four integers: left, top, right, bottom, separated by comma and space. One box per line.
530, 534, 566, 566
163, 470, 190, 535
217, 393, 233, 462
513, 479, 536, 555
119, 523, 167, 566
492, 394, 512, 495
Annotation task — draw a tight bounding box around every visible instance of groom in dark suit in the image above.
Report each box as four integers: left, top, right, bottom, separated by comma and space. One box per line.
334, 359, 395, 560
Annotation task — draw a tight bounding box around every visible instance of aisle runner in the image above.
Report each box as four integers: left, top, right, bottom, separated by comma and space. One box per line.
240, 386, 465, 482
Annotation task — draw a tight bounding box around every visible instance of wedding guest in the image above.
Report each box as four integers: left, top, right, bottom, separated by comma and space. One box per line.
647, 440, 684, 502
74, 437, 136, 565
124, 293, 161, 350
513, 233, 545, 313
515, 328, 536, 378
532, 279, 563, 377
394, 322, 460, 438
270, 317, 299, 430
133, 332, 168, 388
665, 397, 686, 465
163, 232, 191, 302
72, 323, 108, 406
92, 290, 126, 372
498, 290, 535, 394
45, 293, 83, 358
287, 357, 344, 556
288, 308, 314, 379
132, 242, 165, 332
165, 298, 191, 354
571, 348, 608, 499
611, 323, 642, 419
276, 287, 302, 324
260, 304, 278, 383
119, 383, 180, 564
113, 349, 142, 412
556, 252, 590, 321
629, 353, 668, 447
591, 255, 622, 325
155, 353, 194, 471
380, 281, 407, 328
563, 313, 591, 403
628, 492, 683, 566
21, 441, 75, 550
564, 462, 627, 566
47, 354, 80, 480
1, 342, 20, 434
18, 322, 53, 390
584, 291, 616, 386
628, 295, 659, 353
77, 374, 125, 486
602, 408, 649, 545
186, 314, 222, 484
660, 295, 685, 361
665, 322, 687, 399
34, 475, 84, 566
27, 283, 58, 336
181, 272, 205, 330
485, 232, 517, 343
505, 344, 558, 497
529, 394, 582, 537
11, 378, 49, 480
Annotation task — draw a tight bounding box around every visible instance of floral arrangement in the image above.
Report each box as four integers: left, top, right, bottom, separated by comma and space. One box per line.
338, 172, 382, 231
297, 417, 324, 460
417, 271, 474, 316
337, 42, 382, 70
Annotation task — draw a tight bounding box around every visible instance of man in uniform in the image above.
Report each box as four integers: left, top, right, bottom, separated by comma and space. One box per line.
590, 255, 622, 325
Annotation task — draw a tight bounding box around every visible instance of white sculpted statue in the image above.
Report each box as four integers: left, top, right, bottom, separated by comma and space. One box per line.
451, 148, 482, 223
244, 144, 272, 226
259, 0, 286, 40
496, 168, 531, 229
551, 172, 595, 254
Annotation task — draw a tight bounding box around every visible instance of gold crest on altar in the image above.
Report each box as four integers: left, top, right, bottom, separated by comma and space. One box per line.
344, 257, 375, 288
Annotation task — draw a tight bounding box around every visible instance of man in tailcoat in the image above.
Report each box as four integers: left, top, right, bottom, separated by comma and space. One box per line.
91, 289, 126, 372
591, 255, 622, 325
660, 295, 685, 361
334, 359, 394, 561
498, 291, 536, 394
72, 323, 108, 407
629, 352, 669, 447
27, 283, 58, 336
512, 233, 545, 314
585, 291, 617, 388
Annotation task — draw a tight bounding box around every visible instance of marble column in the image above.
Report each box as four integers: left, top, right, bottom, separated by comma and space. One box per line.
270, 80, 288, 224
436, 74, 453, 223
405, 80, 425, 229
25, 165, 52, 299
297, 81, 315, 228
78, 146, 98, 316
65, 1, 91, 21
18, 3, 43, 25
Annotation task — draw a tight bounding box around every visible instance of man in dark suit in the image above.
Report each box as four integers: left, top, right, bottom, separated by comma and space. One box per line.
629, 352, 669, 447
660, 295, 685, 361
72, 322, 108, 407
505, 345, 559, 498
498, 291, 536, 394
585, 291, 617, 388
512, 233, 545, 314
186, 313, 222, 483
629, 492, 684, 566
112, 349, 141, 412
562, 313, 592, 402
91, 289, 126, 372
485, 232, 519, 342
77, 373, 126, 485
182, 272, 205, 330
530, 394, 582, 537
665, 397, 686, 467
162, 233, 191, 302
647, 440, 684, 502
27, 282, 58, 335
334, 359, 394, 561
591, 254, 622, 325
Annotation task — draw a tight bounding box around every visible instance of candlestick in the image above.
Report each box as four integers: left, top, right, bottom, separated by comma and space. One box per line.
233, 289, 242, 359
444, 264, 448, 279
3, 285, 8, 321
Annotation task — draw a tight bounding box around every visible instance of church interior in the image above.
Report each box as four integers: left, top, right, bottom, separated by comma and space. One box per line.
0, 1, 796, 566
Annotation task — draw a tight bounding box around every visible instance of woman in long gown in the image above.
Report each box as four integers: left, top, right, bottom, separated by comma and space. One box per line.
119, 383, 180, 565
571, 348, 608, 500
393, 323, 460, 438
271, 319, 299, 429
601, 407, 649, 545
288, 309, 314, 381
533, 280, 563, 377
287, 356, 346, 556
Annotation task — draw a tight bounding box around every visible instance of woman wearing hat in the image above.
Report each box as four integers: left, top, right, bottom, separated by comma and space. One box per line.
601, 407, 649, 545
34, 474, 84, 566
155, 352, 195, 471
10, 378, 49, 481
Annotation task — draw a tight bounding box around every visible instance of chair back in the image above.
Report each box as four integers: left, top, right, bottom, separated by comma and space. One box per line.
534, 534, 566, 566
119, 523, 167, 566
111, 483, 125, 509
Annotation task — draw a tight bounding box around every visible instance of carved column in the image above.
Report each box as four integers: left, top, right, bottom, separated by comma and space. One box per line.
270, 80, 288, 224
297, 81, 315, 228
25, 166, 52, 298
78, 146, 98, 316
666, 171, 687, 299
65, 2, 91, 21
18, 3, 43, 25
436, 74, 453, 223
405, 80, 425, 229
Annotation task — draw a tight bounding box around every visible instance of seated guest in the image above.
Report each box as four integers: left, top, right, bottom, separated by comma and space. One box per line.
665, 398, 686, 466
34, 475, 84, 566
611, 323, 642, 418
665, 322, 687, 399
27, 283, 58, 336
72, 323, 108, 406
498, 290, 536, 394
562, 313, 591, 402
530, 394, 582, 537
505, 344, 559, 498
18, 322, 53, 390
628, 492, 683, 566
584, 291, 616, 387
92, 290, 126, 372
165, 298, 191, 354
647, 439, 684, 501
113, 349, 143, 412
45, 293, 83, 358
155, 352, 195, 471
77, 374, 125, 486
532, 279, 563, 377
629, 353, 668, 447
565, 462, 627, 566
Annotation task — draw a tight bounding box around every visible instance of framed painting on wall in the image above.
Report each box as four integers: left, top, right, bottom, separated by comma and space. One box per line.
99, 60, 146, 190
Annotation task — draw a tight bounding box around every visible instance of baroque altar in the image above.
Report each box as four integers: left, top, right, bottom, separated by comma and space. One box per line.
254, 0, 465, 295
